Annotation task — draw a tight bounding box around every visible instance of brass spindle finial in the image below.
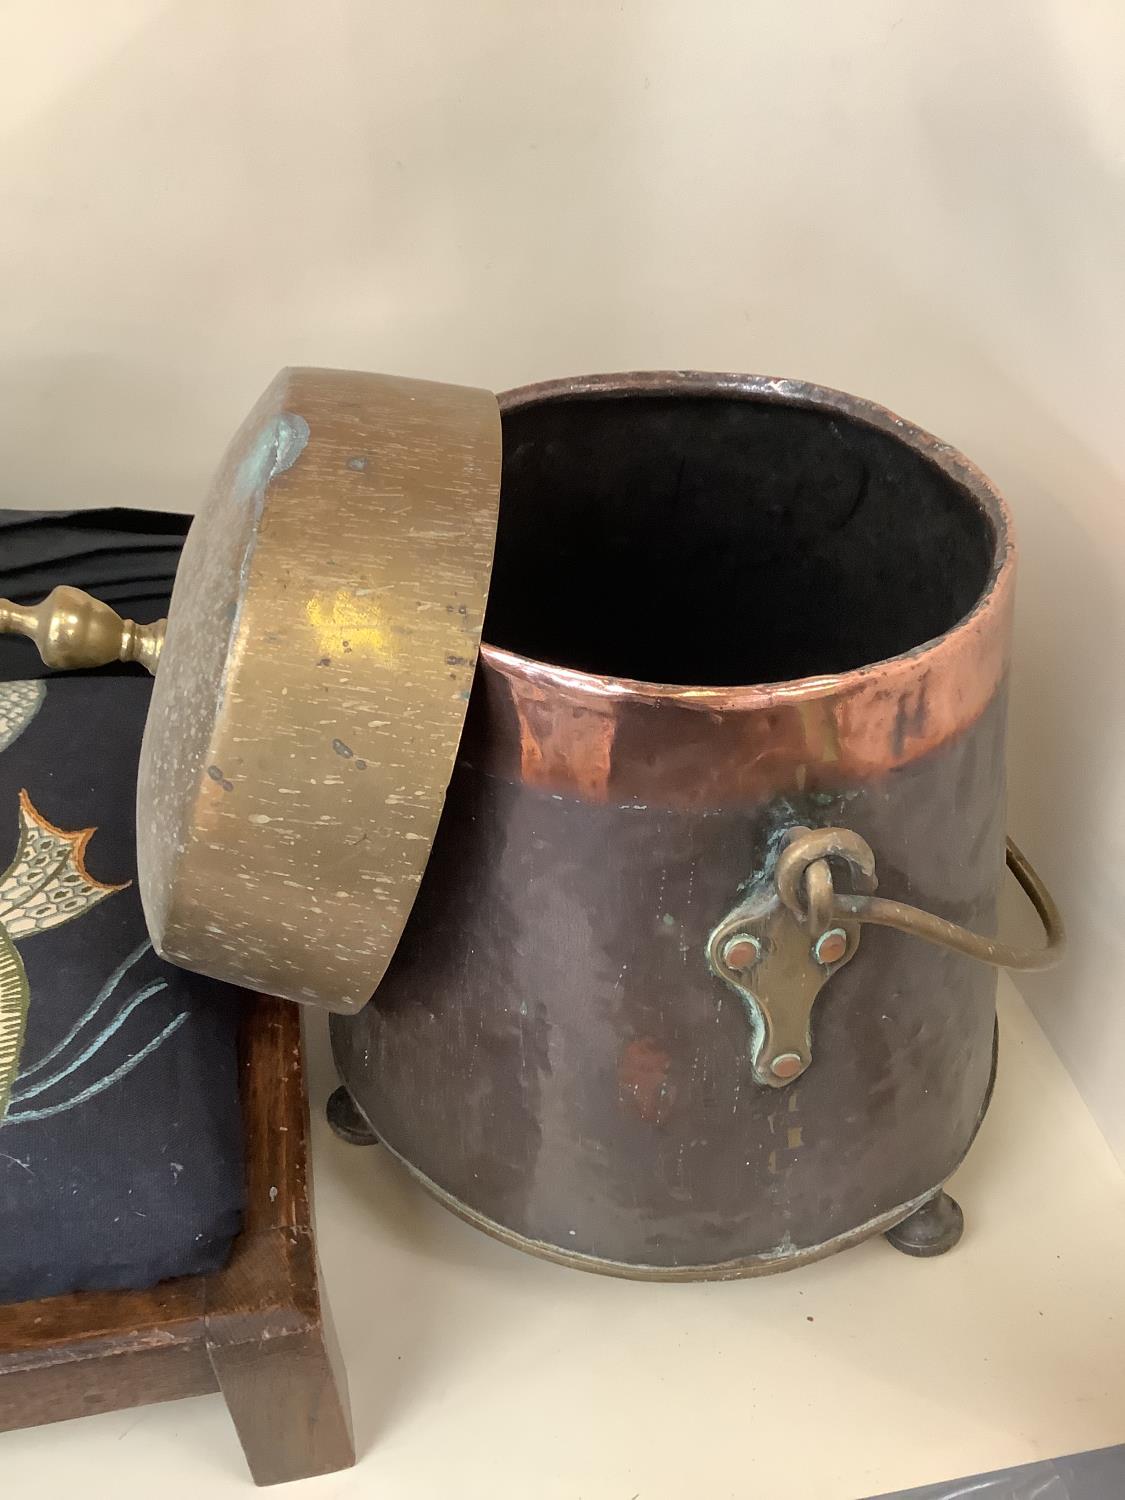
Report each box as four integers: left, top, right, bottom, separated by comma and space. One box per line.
0, 586, 166, 675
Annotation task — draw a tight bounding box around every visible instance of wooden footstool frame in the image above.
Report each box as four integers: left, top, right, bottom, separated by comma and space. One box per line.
0, 995, 354, 1486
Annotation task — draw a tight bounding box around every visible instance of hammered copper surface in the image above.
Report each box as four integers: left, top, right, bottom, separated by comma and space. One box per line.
138, 367, 501, 1011
334, 695, 1006, 1274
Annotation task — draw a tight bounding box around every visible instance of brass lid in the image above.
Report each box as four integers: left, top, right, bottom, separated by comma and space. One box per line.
136, 367, 501, 1012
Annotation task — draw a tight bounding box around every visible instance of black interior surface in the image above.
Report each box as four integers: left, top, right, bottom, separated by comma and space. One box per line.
488, 395, 996, 686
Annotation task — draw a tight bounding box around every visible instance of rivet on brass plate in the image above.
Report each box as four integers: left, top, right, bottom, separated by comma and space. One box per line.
721, 933, 761, 971
813, 927, 848, 966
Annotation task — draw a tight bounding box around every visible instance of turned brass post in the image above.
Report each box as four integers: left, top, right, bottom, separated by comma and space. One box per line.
0, 586, 165, 674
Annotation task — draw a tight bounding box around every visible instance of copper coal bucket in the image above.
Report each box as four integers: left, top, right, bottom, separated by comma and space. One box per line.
0, 369, 1063, 1281
328, 372, 1062, 1278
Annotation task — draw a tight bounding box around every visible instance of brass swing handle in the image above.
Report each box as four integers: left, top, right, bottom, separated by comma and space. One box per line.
776, 827, 1066, 973
0, 587, 165, 675
707, 825, 1065, 1090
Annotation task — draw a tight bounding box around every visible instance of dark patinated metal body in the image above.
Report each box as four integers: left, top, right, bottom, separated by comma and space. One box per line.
331, 372, 1016, 1279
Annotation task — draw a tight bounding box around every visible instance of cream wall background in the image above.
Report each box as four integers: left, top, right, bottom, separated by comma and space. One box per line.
2, 2, 1123, 1151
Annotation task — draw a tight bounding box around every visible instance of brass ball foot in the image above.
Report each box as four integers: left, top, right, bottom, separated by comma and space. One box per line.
884, 1190, 964, 1257
326, 1085, 379, 1146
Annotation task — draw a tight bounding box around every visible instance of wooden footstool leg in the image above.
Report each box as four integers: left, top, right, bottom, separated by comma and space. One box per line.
206, 1240, 355, 1486
202, 998, 355, 1484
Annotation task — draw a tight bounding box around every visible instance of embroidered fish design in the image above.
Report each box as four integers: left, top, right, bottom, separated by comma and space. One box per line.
0, 681, 191, 1127
0, 791, 128, 1116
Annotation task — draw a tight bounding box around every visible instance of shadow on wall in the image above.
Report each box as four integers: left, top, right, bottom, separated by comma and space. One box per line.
897, 7, 1125, 1161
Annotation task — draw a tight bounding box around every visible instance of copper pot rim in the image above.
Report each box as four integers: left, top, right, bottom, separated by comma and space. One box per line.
481, 370, 1015, 710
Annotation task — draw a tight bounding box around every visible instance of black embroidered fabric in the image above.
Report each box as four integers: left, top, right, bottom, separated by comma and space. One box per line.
0, 509, 245, 1303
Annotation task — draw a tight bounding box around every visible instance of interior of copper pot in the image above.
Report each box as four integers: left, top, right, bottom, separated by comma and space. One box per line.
486, 391, 996, 687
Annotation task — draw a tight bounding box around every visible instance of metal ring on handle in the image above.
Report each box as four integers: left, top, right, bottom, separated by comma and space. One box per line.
776, 826, 878, 916
802, 859, 836, 940
777, 828, 1065, 973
